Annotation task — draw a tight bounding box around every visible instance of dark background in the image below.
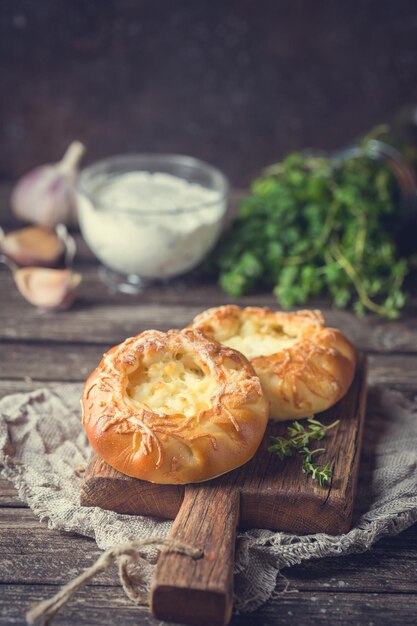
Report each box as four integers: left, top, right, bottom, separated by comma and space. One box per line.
1, 0, 417, 186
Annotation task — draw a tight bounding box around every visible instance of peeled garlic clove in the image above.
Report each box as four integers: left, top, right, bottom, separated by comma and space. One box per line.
0, 226, 64, 267
14, 267, 82, 311
11, 141, 86, 227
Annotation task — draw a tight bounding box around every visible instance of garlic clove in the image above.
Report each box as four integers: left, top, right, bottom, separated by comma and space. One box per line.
0, 226, 64, 267
11, 141, 86, 227
14, 267, 82, 311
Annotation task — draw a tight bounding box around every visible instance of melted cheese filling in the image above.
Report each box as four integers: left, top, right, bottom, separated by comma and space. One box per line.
222, 320, 297, 359
127, 356, 217, 418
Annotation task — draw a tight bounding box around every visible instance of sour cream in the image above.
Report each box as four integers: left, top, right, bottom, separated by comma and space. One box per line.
77, 171, 226, 279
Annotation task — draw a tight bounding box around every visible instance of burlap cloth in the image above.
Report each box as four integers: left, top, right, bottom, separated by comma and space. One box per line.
1, 385, 416, 613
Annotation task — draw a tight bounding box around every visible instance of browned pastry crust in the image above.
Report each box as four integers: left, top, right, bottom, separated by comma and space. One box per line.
81, 328, 268, 484
190, 306, 356, 421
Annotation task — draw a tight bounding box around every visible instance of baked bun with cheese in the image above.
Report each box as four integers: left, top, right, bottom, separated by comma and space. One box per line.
190, 306, 356, 421
82, 328, 268, 484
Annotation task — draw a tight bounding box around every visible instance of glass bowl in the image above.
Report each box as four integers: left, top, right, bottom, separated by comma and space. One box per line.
76, 154, 229, 293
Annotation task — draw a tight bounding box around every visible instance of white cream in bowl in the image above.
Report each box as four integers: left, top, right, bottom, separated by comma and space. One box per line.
77, 170, 227, 279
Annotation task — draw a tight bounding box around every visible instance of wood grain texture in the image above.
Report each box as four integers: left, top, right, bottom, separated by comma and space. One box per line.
2, 584, 417, 626
2, 504, 417, 593
1, 267, 417, 352
81, 454, 184, 519
0, 479, 25, 508
151, 485, 239, 626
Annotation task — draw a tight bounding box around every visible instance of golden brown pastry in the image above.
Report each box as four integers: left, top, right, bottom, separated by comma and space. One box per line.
190, 306, 356, 421
82, 328, 268, 484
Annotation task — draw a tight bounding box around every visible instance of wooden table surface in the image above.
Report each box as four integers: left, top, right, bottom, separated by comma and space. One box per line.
1, 195, 417, 625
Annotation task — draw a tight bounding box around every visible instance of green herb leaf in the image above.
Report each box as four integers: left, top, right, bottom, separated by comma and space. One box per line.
207, 128, 410, 318
269, 418, 338, 486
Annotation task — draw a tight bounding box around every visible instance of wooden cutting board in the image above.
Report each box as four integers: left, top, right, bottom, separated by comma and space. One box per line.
81, 352, 367, 626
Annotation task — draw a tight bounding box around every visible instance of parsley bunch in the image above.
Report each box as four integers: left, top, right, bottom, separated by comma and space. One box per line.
210, 134, 410, 318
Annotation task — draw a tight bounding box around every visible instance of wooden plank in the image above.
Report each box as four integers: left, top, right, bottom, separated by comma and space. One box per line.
0, 509, 115, 587
0, 380, 82, 399
0, 479, 26, 508
281, 525, 417, 592
1, 267, 417, 352
0, 507, 416, 593
0, 343, 104, 381
1, 341, 416, 383
1, 584, 417, 626
152, 485, 239, 626
366, 354, 417, 384
0, 584, 160, 626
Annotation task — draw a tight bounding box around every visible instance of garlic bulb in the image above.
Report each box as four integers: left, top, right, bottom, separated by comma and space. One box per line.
0, 225, 64, 267
14, 267, 82, 311
11, 141, 86, 227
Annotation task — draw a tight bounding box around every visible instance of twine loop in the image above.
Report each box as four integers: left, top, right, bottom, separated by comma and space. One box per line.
26, 537, 203, 626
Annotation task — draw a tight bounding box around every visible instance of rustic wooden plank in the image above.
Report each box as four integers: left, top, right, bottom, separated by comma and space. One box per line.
1, 342, 416, 383
0, 506, 417, 594
1, 267, 417, 352
366, 354, 417, 384
0, 479, 26, 508
151, 485, 239, 626
231, 592, 417, 626
80, 455, 184, 519
281, 526, 417, 592
0, 509, 116, 587
0, 380, 82, 399
0, 584, 163, 626
1, 584, 417, 626
0, 343, 104, 381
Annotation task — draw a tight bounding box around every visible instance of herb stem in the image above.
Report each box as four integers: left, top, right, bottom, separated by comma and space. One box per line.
283, 202, 338, 267
268, 418, 338, 486
329, 240, 397, 317
354, 211, 367, 262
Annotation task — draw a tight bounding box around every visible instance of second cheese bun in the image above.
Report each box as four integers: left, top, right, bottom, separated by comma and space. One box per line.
82, 328, 269, 484
190, 306, 356, 421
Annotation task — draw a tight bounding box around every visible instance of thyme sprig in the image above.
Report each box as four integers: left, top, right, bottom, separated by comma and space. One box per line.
300, 447, 333, 487
268, 418, 339, 486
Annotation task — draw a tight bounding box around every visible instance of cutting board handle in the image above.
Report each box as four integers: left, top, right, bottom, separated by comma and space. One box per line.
151, 482, 240, 626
